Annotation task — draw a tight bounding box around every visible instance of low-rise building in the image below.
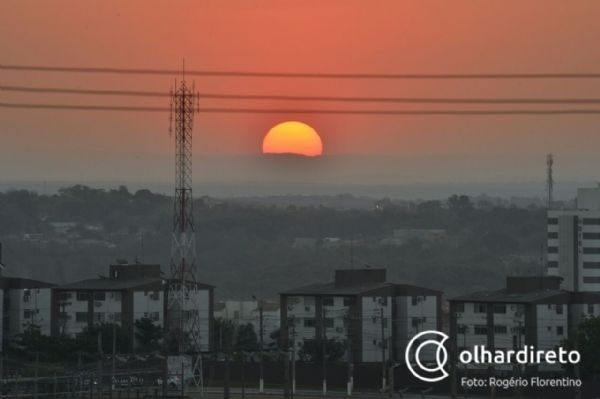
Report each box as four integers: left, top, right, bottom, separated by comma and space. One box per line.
280, 268, 442, 363
51, 263, 214, 352
449, 276, 600, 373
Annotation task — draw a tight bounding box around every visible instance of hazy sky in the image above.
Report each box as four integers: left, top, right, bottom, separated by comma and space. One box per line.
2, 1, 600, 185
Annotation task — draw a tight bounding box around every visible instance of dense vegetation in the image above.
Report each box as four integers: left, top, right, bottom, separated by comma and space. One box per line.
0, 185, 547, 300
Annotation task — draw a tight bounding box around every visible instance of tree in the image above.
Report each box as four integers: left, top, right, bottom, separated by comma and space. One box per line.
235, 323, 258, 352
298, 339, 346, 363
80, 323, 132, 354
134, 318, 163, 353
562, 316, 600, 379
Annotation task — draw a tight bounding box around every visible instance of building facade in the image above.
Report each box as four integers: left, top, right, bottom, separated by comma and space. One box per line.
51, 263, 214, 352
0, 277, 55, 350
280, 268, 442, 363
548, 187, 600, 291
449, 276, 600, 373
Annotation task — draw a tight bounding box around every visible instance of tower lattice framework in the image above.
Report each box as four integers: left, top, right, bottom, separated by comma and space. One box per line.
167, 77, 202, 355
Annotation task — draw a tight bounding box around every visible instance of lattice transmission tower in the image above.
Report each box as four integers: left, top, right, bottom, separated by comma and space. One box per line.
167, 74, 202, 355
546, 153, 554, 209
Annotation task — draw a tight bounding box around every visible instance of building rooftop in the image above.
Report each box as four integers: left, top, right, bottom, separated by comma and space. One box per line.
450, 289, 568, 304
55, 276, 162, 291
281, 281, 441, 297
0, 276, 56, 290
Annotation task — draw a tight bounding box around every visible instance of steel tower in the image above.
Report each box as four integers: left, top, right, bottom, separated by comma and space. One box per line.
167, 75, 201, 354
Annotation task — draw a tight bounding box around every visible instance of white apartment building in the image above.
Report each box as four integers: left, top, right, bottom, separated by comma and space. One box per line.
280, 269, 442, 363
214, 300, 280, 345
52, 263, 214, 352
548, 187, 600, 291
449, 276, 600, 373
1, 277, 55, 349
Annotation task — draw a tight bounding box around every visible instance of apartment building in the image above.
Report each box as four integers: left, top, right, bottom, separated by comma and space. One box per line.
280, 268, 442, 363
548, 187, 600, 291
449, 276, 600, 373
51, 262, 214, 352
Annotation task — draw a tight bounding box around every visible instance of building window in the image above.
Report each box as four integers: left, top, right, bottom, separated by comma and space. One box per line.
324, 318, 334, 328
60, 292, 73, 301
583, 218, 600, 225
555, 305, 563, 315
322, 297, 334, 307
411, 296, 419, 306
304, 318, 316, 328
584, 277, 600, 284
457, 324, 468, 334
493, 304, 506, 314
494, 325, 507, 334
547, 261, 559, 268
94, 292, 106, 301
23, 309, 34, 319
547, 232, 558, 239
588, 304, 595, 314
547, 247, 558, 254
557, 326, 564, 335
75, 312, 88, 323
583, 248, 600, 254
547, 218, 558, 225
23, 289, 31, 303
583, 262, 600, 269
455, 303, 465, 313
474, 304, 487, 313
94, 312, 105, 323
583, 233, 600, 239
474, 325, 488, 335
343, 297, 353, 307
76, 292, 89, 301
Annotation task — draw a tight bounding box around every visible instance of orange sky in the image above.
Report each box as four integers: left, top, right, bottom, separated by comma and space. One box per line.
2, 1, 600, 184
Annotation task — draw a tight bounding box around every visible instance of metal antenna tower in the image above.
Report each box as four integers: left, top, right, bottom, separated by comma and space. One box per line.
167, 67, 201, 355
546, 153, 554, 209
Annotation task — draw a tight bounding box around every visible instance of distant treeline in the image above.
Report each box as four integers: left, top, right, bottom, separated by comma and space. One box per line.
0, 185, 546, 300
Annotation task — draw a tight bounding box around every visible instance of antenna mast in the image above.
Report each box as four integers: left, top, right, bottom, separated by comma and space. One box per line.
546, 154, 554, 209
167, 66, 201, 355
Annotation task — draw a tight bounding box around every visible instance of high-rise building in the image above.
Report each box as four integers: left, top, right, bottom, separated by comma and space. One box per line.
547, 187, 600, 291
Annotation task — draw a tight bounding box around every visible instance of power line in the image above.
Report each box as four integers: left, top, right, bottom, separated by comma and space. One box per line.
5, 84, 600, 104
4, 64, 600, 79
4, 102, 600, 115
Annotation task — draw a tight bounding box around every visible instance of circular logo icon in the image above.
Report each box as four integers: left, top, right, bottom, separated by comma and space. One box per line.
405, 330, 449, 382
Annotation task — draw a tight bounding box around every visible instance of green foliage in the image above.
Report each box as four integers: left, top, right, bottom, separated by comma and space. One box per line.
0, 185, 547, 300
79, 323, 132, 354
562, 316, 600, 378
213, 318, 258, 354
134, 318, 163, 353
298, 339, 346, 363
12, 325, 93, 362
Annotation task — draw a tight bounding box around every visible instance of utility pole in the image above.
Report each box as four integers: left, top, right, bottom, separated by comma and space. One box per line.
110, 320, 117, 399
322, 307, 327, 396
344, 312, 354, 396
34, 352, 39, 399
291, 315, 296, 397
380, 307, 386, 392
259, 300, 264, 393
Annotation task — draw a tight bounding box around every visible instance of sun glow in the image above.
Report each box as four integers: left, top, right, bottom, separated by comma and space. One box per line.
262, 121, 323, 156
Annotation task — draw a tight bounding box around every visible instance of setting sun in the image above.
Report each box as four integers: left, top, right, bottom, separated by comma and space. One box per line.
262, 121, 323, 157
